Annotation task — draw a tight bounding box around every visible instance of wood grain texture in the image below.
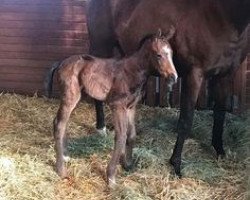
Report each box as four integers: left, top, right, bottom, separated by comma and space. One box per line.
0, 0, 88, 96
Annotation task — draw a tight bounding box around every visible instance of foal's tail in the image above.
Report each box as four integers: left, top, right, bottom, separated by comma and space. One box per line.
44, 61, 61, 98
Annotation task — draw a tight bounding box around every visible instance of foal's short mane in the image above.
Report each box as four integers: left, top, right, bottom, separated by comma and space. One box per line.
81, 55, 94, 61
138, 34, 168, 50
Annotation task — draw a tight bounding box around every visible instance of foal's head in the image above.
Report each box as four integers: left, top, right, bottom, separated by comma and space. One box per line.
141, 28, 178, 85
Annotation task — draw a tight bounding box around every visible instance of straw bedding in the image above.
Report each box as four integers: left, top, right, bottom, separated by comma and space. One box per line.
0, 93, 249, 200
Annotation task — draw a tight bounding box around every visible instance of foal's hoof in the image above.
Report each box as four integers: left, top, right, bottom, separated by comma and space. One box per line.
57, 169, 68, 179
216, 152, 226, 160
96, 127, 107, 136
56, 165, 68, 179
169, 158, 182, 178
121, 162, 134, 172
107, 177, 117, 189
214, 148, 226, 160
123, 163, 134, 172
63, 155, 71, 162
120, 158, 134, 171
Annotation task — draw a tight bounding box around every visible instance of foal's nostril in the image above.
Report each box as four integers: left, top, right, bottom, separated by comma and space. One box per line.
166, 74, 177, 90
168, 74, 178, 84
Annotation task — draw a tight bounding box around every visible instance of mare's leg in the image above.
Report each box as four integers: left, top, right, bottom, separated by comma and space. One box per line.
170, 68, 203, 176
106, 107, 128, 186
54, 83, 81, 178
120, 107, 136, 170
210, 75, 232, 157
89, 44, 114, 134
88, 3, 116, 134
94, 100, 106, 134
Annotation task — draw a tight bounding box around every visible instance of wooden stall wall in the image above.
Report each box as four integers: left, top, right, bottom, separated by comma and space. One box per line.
245, 55, 250, 109
0, 0, 88, 95
0, 1, 249, 110
246, 25, 250, 109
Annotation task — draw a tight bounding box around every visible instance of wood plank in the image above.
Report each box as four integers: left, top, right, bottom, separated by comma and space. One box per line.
0, 13, 86, 22
0, 44, 87, 54
0, 59, 56, 68
246, 72, 250, 80
0, 36, 88, 46
0, 29, 87, 40
246, 86, 250, 94
0, 5, 86, 15
0, 88, 44, 96
0, 21, 87, 32
0, 73, 45, 83
0, 0, 86, 6
0, 51, 88, 61
240, 59, 247, 111
171, 78, 181, 108
0, 81, 44, 91
0, 0, 89, 97
246, 77, 250, 87
145, 76, 156, 106
0, 65, 49, 75
247, 53, 250, 70
246, 95, 250, 104
159, 77, 168, 107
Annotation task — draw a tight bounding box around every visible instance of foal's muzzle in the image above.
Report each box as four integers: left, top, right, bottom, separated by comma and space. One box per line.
166, 74, 178, 90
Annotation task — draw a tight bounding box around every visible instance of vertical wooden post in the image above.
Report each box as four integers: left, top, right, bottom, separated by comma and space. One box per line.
145, 76, 156, 106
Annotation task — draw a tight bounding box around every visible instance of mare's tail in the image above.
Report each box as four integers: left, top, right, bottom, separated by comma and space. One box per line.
44, 61, 61, 98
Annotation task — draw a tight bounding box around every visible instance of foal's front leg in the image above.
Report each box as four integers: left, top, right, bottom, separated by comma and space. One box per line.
120, 107, 136, 170
107, 107, 128, 186
54, 88, 81, 178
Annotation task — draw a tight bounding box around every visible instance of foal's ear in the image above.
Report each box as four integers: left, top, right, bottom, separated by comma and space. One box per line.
157, 28, 162, 37
166, 26, 176, 40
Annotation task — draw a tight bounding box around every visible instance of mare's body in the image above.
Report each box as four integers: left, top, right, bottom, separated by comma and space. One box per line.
87, 0, 250, 176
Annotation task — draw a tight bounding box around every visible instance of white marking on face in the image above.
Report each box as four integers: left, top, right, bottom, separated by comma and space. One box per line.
163, 45, 178, 81
163, 45, 172, 55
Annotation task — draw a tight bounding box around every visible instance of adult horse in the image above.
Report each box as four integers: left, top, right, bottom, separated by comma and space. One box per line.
87, 0, 250, 176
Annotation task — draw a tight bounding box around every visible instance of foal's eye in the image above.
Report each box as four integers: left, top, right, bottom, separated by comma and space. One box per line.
156, 54, 162, 59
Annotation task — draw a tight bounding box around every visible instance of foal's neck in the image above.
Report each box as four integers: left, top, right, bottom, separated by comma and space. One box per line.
122, 47, 151, 77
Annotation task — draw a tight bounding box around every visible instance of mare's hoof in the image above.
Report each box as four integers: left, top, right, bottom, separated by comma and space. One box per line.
96, 127, 107, 136
169, 158, 182, 178
216, 152, 226, 160
214, 147, 226, 160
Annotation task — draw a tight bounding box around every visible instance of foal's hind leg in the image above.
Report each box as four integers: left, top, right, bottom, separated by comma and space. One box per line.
120, 107, 136, 171
54, 84, 81, 178
107, 107, 128, 186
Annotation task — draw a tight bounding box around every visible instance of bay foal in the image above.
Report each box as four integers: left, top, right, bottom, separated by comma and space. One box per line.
48, 30, 177, 186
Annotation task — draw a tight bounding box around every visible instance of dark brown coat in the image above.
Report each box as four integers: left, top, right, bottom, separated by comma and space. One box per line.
87, 0, 250, 176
